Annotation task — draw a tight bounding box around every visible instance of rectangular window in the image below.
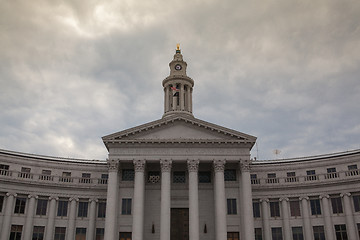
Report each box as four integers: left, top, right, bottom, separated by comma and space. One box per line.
119, 232, 132, 240
10, 225, 23, 240
335, 224, 347, 240
348, 164, 357, 170
121, 198, 132, 215
267, 173, 278, 183
60, 172, 72, 182
99, 174, 108, 184
14, 197, 26, 214
198, 171, 211, 183
96, 228, 104, 240
227, 232, 239, 240
75, 228, 86, 240
224, 169, 237, 181
310, 199, 321, 215
148, 171, 160, 183
40, 170, 52, 181
292, 227, 303, 240
306, 170, 317, 181
122, 169, 134, 181
254, 228, 262, 240
286, 171, 297, 182
0, 195, 4, 212
36, 199, 48, 216
331, 196, 343, 214
32, 226, 45, 240
78, 201, 88, 217
327, 167, 336, 173
313, 226, 325, 240
353, 195, 360, 212
271, 227, 283, 240
357, 223, 360, 238
80, 173, 91, 183
326, 167, 338, 178
57, 200, 68, 217
98, 201, 106, 218
54, 227, 66, 240
253, 201, 261, 218
0, 164, 10, 176
270, 200, 280, 217
173, 171, 186, 183
227, 199, 237, 215
290, 199, 301, 217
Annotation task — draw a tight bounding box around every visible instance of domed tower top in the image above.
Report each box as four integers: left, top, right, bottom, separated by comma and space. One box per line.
162, 45, 194, 118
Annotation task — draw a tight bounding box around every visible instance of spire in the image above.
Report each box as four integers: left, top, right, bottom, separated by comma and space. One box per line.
162, 45, 194, 118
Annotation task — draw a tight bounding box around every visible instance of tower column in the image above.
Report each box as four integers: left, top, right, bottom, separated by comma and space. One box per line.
213, 160, 227, 240
260, 199, 271, 240
88, 198, 98, 240
104, 160, 120, 240
45, 196, 58, 240
1, 192, 17, 240
67, 197, 78, 240
23, 194, 38, 240
341, 193, 357, 240
180, 84, 185, 110
300, 196, 312, 240
280, 198, 291, 240
188, 160, 200, 240
240, 161, 255, 240
132, 160, 146, 240
320, 194, 334, 240
160, 159, 172, 240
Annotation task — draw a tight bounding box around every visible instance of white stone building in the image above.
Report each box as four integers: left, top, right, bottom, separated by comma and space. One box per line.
0, 47, 360, 240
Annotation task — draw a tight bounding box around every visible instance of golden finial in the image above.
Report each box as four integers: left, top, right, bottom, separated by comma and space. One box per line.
176, 43, 180, 50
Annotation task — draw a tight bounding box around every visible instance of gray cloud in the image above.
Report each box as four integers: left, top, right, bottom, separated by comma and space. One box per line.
1, 0, 360, 160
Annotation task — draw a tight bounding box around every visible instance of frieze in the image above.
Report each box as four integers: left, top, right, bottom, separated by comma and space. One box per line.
133, 160, 146, 172
187, 160, 200, 172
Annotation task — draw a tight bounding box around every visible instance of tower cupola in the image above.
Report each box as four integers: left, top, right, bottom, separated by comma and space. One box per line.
162, 45, 194, 118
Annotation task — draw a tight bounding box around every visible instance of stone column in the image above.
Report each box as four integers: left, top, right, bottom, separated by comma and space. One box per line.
132, 160, 146, 240
190, 88, 193, 112
164, 87, 168, 112
341, 193, 357, 240
104, 160, 120, 240
180, 84, 185, 110
319, 194, 334, 240
172, 88, 177, 110
240, 161, 255, 240
260, 199, 270, 240
300, 196, 312, 240
88, 198, 98, 240
188, 160, 200, 240
160, 159, 172, 240
45, 196, 58, 240
0, 192, 17, 240
23, 194, 38, 240
213, 160, 227, 240
67, 197, 78, 240
280, 198, 291, 240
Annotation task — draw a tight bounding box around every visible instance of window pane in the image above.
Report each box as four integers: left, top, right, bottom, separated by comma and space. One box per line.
227, 199, 237, 215
198, 171, 211, 183
36, 199, 48, 216
122, 199, 132, 215
290, 200, 301, 217
96, 228, 104, 240
57, 200, 68, 217
98, 201, 106, 218
224, 169, 237, 181
271, 227, 283, 240
353, 195, 360, 212
331, 197, 343, 214
253, 201, 261, 218
55, 227, 66, 240
313, 226, 325, 240
33, 226, 45, 240
173, 171, 186, 183
270, 201, 280, 217
292, 227, 303, 240
122, 169, 134, 181
255, 228, 262, 240
14, 197, 26, 214
78, 201, 88, 217
310, 199, 321, 215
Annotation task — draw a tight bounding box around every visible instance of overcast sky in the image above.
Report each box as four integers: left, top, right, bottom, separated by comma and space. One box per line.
1, 0, 360, 161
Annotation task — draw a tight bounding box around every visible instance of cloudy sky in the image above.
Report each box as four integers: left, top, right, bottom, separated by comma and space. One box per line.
1, 0, 360, 161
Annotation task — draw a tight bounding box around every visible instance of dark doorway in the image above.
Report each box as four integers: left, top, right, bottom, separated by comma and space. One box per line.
171, 208, 189, 240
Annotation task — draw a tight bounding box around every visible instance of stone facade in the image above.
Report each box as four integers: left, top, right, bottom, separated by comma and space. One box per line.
0, 47, 360, 240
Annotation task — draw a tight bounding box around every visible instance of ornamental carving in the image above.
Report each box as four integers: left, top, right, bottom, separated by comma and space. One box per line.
260, 198, 269, 203
133, 160, 146, 172
69, 197, 79, 202
213, 160, 226, 172
299, 196, 309, 201
49, 196, 59, 201
28, 194, 38, 199
240, 160, 251, 171
6, 192, 17, 197
107, 160, 120, 171
340, 192, 351, 198
160, 159, 172, 172
279, 197, 289, 202
89, 198, 98, 203
319, 194, 329, 199
187, 160, 200, 172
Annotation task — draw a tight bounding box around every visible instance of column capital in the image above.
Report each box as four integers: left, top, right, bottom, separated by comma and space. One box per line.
299, 196, 309, 201
107, 159, 120, 171
340, 192, 351, 198
319, 194, 330, 199
28, 194, 38, 199
160, 159, 172, 172
69, 197, 79, 202
240, 160, 251, 172
279, 197, 289, 202
213, 159, 226, 172
260, 198, 269, 203
187, 159, 200, 172
89, 198, 98, 203
49, 196, 59, 201
6, 192, 17, 197
133, 159, 146, 172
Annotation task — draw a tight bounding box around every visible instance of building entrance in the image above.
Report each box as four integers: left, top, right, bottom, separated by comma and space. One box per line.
171, 208, 189, 240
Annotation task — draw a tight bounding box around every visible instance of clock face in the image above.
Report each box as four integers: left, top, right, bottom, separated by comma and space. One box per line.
175, 64, 182, 70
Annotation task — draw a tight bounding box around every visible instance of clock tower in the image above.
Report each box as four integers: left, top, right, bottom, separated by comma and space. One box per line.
162, 45, 194, 118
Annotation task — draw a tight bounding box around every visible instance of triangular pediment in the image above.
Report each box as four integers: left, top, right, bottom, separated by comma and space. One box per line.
102, 115, 256, 145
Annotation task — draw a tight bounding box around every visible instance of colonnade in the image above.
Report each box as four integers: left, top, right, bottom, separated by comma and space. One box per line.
164, 83, 193, 113
259, 193, 358, 240
104, 159, 254, 240
0, 195, 99, 240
